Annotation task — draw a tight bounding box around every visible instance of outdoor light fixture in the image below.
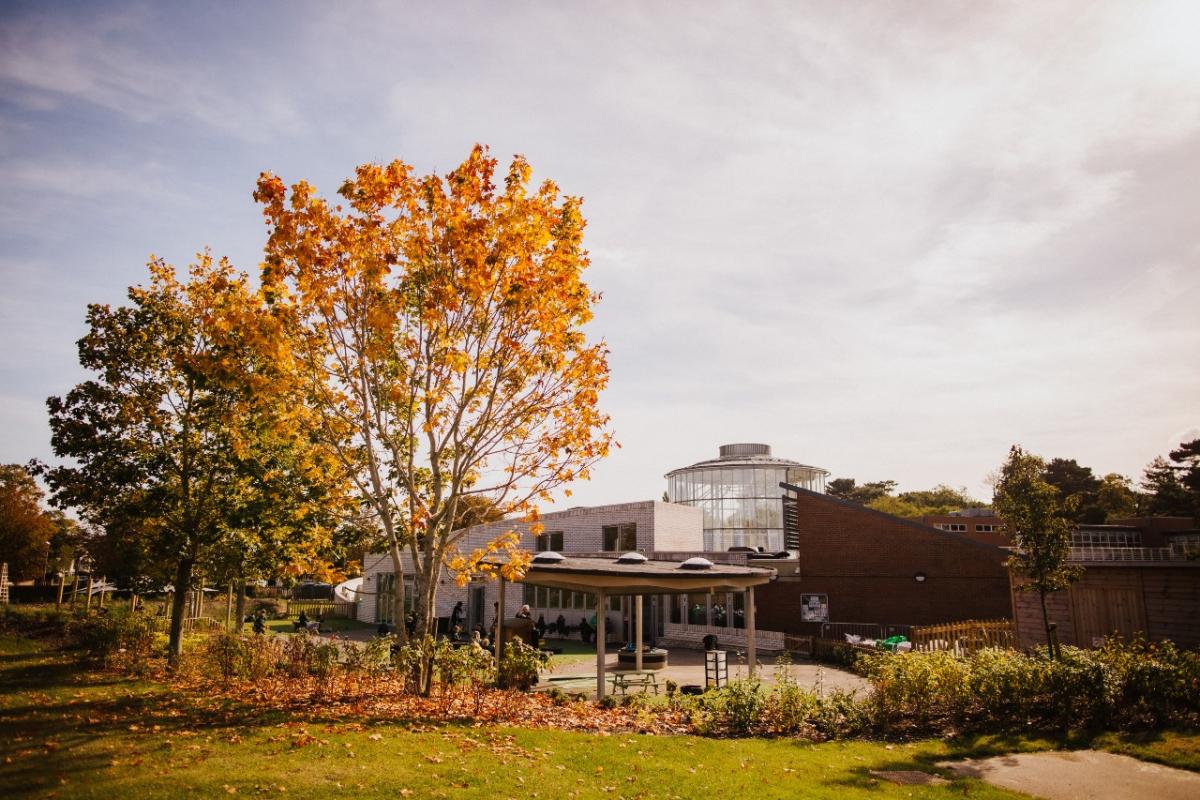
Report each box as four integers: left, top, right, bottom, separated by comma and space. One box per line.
914, 572, 927, 583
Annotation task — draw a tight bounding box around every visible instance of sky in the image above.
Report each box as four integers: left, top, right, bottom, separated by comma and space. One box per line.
1, 0, 1198, 509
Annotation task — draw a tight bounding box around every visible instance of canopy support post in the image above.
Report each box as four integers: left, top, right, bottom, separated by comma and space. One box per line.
635, 594, 644, 672
747, 585, 757, 679
596, 588, 607, 699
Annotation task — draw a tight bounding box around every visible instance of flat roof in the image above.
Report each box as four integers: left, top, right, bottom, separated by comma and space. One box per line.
485, 553, 776, 595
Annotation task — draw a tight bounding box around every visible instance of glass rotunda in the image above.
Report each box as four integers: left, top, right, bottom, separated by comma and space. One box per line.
665, 443, 828, 553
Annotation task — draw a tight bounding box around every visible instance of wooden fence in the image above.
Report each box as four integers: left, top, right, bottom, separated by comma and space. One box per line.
909, 618, 1015, 654
285, 599, 356, 618
148, 616, 227, 634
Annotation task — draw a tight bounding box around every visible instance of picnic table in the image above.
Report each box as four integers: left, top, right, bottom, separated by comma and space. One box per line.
609, 671, 660, 696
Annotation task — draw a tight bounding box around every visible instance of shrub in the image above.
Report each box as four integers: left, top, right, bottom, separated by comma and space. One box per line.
499, 639, 550, 690
859, 639, 1200, 734
68, 607, 157, 671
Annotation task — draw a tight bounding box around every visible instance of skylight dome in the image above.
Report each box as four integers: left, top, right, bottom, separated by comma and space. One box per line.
615, 552, 647, 564
679, 556, 714, 570
532, 551, 565, 564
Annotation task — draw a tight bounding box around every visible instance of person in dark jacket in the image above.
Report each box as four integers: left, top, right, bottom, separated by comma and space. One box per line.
578, 617, 593, 645
450, 601, 464, 635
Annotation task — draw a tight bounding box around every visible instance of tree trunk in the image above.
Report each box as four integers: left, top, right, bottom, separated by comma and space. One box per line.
388, 541, 407, 644
235, 568, 246, 632
1038, 588, 1055, 661
168, 557, 195, 668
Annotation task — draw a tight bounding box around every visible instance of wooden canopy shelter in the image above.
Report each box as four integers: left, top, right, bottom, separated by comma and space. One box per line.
487, 553, 776, 698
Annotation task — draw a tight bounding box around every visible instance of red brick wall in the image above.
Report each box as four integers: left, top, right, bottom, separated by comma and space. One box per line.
759, 489, 1012, 636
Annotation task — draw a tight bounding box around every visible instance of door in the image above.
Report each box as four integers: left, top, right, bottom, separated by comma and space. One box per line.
468, 584, 485, 631
1071, 586, 1146, 646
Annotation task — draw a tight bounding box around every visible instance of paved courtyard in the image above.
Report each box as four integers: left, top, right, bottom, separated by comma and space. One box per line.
540, 646, 869, 697
938, 750, 1200, 800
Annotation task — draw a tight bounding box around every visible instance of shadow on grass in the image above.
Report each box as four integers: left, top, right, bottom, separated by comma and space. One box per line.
0, 641, 503, 796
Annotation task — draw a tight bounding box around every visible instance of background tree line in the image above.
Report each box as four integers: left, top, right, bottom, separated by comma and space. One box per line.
827, 440, 1200, 523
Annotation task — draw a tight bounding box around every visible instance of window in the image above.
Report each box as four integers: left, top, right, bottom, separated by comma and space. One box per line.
711, 595, 728, 628
937, 523, 967, 532
375, 573, 395, 624
670, 595, 681, 624
536, 531, 564, 551
602, 522, 637, 551
688, 594, 708, 625
402, 575, 416, 614
976, 524, 996, 532
731, 593, 745, 629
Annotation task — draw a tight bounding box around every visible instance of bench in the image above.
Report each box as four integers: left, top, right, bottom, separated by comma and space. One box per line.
609, 671, 660, 696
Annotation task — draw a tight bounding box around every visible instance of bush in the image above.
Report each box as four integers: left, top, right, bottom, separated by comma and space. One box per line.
68, 607, 157, 671
498, 639, 549, 690
859, 639, 1200, 733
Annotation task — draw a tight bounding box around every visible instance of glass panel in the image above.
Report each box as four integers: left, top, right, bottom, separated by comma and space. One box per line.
602, 525, 617, 551
732, 592, 745, 628
689, 594, 708, 626
670, 595, 681, 624
712, 595, 728, 628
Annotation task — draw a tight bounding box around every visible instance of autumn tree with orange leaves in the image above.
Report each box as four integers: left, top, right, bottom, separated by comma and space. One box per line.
43, 256, 349, 665
254, 146, 613, 665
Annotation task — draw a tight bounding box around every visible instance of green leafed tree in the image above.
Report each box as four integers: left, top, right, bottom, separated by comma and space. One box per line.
993, 445, 1083, 658
825, 478, 897, 505
1141, 455, 1193, 517
43, 256, 343, 664
1095, 472, 1140, 521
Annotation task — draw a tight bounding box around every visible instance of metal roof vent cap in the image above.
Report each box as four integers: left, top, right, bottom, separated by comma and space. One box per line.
679, 557, 714, 570
616, 552, 647, 564
719, 443, 771, 458
532, 551, 565, 564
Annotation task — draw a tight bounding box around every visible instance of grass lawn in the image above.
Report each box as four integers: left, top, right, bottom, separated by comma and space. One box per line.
1, 635, 1196, 799
260, 616, 377, 635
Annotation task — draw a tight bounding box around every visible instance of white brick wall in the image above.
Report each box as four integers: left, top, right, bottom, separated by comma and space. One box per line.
659, 623, 785, 652
357, 500, 706, 626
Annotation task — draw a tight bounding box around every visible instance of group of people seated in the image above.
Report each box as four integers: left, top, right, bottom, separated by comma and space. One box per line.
369, 599, 613, 650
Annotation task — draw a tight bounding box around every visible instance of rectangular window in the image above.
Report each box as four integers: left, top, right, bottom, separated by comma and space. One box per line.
711, 594, 728, 628
602, 523, 637, 551
535, 586, 548, 608
976, 524, 994, 532
688, 594, 708, 626
402, 575, 416, 614
573, 591, 586, 610
375, 573, 396, 624
670, 595, 681, 624
523, 583, 534, 606
535, 531, 564, 551
731, 593, 745, 629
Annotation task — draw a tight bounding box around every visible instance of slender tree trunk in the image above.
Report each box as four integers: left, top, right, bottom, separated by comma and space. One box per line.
168, 557, 195, 668
85, 574, 94, 610
235, 567, 246, 633
388, 540, 406, 644
56, 572, 66, 608
1038, 589, 1055, 661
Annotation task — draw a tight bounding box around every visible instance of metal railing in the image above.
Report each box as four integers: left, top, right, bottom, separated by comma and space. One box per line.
1067, 546, 1188, 563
